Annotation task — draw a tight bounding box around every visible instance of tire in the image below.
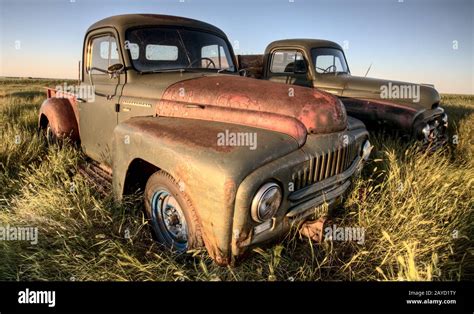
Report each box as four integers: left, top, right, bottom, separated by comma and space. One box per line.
144, 171, 203, 252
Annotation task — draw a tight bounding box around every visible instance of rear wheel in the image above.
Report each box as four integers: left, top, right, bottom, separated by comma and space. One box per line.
144, 171, 202, 252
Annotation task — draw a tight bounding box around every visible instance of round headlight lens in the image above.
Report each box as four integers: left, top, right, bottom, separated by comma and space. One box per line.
251, 183, 282, 222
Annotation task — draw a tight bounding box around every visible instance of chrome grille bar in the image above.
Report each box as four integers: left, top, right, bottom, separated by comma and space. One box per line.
293, 141, 359, 191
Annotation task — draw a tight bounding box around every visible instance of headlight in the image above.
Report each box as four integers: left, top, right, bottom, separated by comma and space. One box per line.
251, 182, 282, 222
361, 140, 373, 161
421, 124, 431, 139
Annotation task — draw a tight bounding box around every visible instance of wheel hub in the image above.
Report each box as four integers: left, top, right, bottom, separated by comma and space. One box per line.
151, 190, 188, 250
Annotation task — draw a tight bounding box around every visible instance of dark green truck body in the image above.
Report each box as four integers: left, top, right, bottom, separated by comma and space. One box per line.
238, 39, 448, 149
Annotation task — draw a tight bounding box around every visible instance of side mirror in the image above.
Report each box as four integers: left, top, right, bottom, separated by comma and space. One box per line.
107, 63, 125, 78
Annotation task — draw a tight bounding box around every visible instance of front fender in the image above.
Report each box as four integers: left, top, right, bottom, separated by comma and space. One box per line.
341, 97, 419, 132
412, 106, 445, 137
112, 116, 299, 264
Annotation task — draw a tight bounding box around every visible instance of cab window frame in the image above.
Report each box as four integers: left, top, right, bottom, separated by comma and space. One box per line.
86, 33, 122, 75
269, 49, 307, 74
124, 25, 237, 73
311, 47, 351, 75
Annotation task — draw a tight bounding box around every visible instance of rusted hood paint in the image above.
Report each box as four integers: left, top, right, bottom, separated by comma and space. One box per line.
156, 75, 347, 146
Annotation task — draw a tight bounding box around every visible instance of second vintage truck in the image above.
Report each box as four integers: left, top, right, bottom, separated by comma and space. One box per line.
38, 14, 370, 265
239, 39, 448, 149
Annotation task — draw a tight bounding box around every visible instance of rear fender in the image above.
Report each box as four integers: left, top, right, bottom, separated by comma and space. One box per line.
38, 97, 80, 142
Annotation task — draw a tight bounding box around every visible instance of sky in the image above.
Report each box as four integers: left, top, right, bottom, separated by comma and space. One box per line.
0, 0, 472, 94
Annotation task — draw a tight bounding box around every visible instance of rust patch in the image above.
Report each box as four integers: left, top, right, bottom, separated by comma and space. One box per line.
223, 179, 237, 206
299, 217, 327, 243
157, 75, 347, 145
200, 226, 231, 266
157, 100, 307, 146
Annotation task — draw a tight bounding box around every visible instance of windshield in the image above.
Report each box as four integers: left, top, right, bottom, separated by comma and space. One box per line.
126, 27, 236, 73
311, 48, 349, 74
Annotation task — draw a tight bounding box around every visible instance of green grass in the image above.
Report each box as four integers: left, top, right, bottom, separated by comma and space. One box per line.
0, 78, 472, 281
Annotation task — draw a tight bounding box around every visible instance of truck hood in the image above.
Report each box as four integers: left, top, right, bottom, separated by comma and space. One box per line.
157, 75, 347, 146
338, 75, 440, 110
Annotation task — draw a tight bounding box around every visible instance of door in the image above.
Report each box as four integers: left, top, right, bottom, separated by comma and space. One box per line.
266, 49, 312, 87
79, 32, 125, 166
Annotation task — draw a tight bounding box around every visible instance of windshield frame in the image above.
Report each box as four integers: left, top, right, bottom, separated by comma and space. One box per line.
124, 25, 238, 74
310, 47, 351, 75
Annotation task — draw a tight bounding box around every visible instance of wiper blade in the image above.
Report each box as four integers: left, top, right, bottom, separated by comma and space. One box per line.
152, 68, 193, 73
139, 67, 234, 74
139, 68, 201, 74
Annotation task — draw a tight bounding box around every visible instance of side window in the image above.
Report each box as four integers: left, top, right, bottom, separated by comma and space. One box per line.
88, 35, 120, 74
270, 50, 305, 73
201, 45, 230, 68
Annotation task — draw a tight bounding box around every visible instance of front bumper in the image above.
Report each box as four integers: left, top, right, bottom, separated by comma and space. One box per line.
414, 107, 448, 150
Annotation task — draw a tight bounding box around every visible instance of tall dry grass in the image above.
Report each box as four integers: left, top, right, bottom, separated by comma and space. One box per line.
0, 79, 472, 281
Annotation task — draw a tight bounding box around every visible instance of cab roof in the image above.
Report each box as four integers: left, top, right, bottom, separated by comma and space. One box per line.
265, 39, 343, 53
87, 14, 227, 37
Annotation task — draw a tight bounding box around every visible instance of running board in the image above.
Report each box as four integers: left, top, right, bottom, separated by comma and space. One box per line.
78, 160, 112, 196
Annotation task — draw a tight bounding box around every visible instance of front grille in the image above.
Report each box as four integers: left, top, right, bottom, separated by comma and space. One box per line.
292, 141, 359, 190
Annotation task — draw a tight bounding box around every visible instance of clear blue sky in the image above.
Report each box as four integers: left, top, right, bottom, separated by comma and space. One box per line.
0, 0, 472, 94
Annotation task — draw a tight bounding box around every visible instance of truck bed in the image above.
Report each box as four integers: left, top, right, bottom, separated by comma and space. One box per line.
237, 54, 264, 79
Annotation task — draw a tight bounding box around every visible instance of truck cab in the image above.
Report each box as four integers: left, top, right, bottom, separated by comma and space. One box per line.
38, 15, 370, 265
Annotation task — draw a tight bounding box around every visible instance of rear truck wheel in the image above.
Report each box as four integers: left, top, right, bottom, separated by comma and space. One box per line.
144, 171, 203, 252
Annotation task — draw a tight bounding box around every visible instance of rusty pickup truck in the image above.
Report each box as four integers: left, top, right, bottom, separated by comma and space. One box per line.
238, 39, 448, 149
38, 15, 370, 265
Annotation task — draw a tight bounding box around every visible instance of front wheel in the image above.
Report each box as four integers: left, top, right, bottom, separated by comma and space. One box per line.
144, 171, 202, 252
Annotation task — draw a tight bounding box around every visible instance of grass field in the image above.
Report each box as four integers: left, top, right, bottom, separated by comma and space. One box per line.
0, 78, 472, 281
